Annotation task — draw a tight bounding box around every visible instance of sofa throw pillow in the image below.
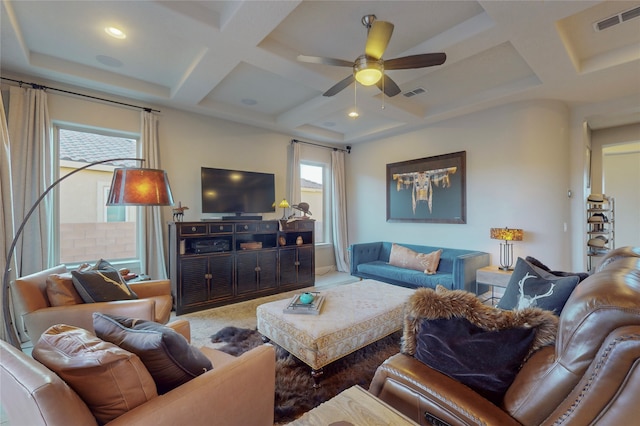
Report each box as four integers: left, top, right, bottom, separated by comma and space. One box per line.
93, 258, 116, 271
32, 324, 157, 424
525, 256, 589, 282
71, 266, 138, 303
389, 244, 442, 274
402, 286, 558, 404
415, 317, 534, 405
93, 313, 213, 394
46, 273, 84, 306
497, 258, 580, 314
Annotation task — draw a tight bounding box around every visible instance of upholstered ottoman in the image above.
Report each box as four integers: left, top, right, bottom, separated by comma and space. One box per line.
256, 279, 414, 385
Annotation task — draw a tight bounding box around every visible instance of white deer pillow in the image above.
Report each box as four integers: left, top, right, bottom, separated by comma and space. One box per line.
497, 258, 580, 315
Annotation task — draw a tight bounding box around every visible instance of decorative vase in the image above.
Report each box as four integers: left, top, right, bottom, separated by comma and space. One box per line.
279, 236, 286, 246
299, 292, 314, 304
296, 236, 303, 245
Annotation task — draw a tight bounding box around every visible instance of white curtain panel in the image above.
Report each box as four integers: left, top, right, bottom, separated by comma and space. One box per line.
6, 86, 53, 277
331, 149, 350, 272
289, 141, 301, 206
141, 111, 169, 279
4, 86, 52, 342
0, 91, 17, 342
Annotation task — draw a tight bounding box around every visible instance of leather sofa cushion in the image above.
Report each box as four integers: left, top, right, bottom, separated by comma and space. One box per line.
93, 313, 213, 394
32, 324, 157, 424
46, 273, 84, 306
357, 261, 454, 289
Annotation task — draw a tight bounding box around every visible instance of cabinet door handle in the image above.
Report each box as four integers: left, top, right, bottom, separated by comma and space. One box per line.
191, 226, 197, 232
294, 261, 300, 266
255, 266, 261, 272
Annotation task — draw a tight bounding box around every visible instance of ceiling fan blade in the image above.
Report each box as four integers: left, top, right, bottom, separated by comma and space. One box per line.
384, 53, 446, 70
365, 21, 394, 60
376, 74, 401, 97
297, 55, 353, 67
323, 74, 355, 97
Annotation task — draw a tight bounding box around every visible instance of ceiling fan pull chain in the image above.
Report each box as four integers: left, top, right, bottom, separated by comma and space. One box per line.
382, 69, 385, 110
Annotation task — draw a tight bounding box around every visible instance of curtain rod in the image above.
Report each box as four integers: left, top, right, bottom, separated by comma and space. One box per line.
291, 138, 351, 154
0, 77, 160, 113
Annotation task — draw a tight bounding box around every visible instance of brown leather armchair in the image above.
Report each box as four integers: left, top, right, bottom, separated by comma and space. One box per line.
0, 319, 276, 426
12, 265, 173, 342
370, 246, 640, 425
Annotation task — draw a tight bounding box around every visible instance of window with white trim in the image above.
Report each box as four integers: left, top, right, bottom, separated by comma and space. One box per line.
300, 162, 330, 244
56, 126, 139, 266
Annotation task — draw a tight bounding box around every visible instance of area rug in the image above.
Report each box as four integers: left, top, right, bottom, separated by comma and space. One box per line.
211, 326, 402, 424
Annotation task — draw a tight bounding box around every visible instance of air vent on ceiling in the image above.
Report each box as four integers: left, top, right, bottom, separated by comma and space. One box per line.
593, 5, 640, 31
403, 87, 426, 98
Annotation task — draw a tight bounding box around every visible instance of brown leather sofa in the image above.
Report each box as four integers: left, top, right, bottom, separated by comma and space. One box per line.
370, 246, 640, 425
12, 265, 173, 343
0, 319, 276, 426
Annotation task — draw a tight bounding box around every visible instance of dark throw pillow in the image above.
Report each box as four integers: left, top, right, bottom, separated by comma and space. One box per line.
71, 266, 138, 303
415, 317, 534, 405
525, 256, 589, 282
93, 313, 213, 394
497, 258, 580, 314
402, 286, 558, 405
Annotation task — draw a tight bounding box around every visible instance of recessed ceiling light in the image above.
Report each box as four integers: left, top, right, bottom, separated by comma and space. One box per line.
105, 27, 126, 39
348, 111, 359, 119
241, 98, 257, 106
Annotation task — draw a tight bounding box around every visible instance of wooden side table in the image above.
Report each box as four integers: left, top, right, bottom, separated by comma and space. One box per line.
287, 385, 418, 425
476, 266, 513, 305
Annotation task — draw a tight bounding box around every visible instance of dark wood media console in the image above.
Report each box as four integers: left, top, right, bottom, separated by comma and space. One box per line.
168, 220, 315, 315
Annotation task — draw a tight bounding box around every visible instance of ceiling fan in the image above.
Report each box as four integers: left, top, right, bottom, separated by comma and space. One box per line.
297, 14, 446, 98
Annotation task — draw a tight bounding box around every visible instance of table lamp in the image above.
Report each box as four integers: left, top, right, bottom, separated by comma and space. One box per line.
278, 199, 290, 219
490, 227, 523, 271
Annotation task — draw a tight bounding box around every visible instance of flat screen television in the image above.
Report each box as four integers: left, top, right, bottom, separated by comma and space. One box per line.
201, 167, 275, 216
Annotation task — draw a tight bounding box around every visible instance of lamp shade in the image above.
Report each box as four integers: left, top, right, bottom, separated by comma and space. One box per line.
490, 227, 523, 241
107, 168, 174, 206
278, 199, 290, 209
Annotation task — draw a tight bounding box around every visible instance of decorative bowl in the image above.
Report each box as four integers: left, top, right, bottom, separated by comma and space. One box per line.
299, 292, 315, 304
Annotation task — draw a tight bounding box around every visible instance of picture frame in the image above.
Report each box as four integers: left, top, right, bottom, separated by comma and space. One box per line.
386, 151, 466, 223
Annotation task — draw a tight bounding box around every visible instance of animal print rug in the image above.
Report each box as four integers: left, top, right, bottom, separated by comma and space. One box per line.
211, 326, 401, 424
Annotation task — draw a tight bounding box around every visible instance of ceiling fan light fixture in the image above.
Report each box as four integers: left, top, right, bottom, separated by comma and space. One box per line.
355, 68, 382, 86
354, 56, 383, 86
105, 26, 126, 39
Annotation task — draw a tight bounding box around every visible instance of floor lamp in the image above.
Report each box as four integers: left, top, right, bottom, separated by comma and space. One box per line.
2, 158, 174, 348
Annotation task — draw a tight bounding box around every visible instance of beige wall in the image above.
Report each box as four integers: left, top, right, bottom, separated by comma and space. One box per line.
603, 149, 640, 248
347, 100, 574, 270
590, 125, 640, 250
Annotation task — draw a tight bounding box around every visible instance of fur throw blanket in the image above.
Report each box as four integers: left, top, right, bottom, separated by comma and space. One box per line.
401, 285, 558, 359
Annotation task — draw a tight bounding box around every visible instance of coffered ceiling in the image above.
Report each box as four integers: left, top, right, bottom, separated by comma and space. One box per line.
1, 1, 639, 144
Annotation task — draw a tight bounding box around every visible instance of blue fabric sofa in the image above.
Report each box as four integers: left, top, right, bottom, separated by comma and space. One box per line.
349, 242, 490, 292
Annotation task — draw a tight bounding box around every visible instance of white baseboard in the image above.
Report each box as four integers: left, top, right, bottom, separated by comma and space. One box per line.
315, 265, 336, 276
